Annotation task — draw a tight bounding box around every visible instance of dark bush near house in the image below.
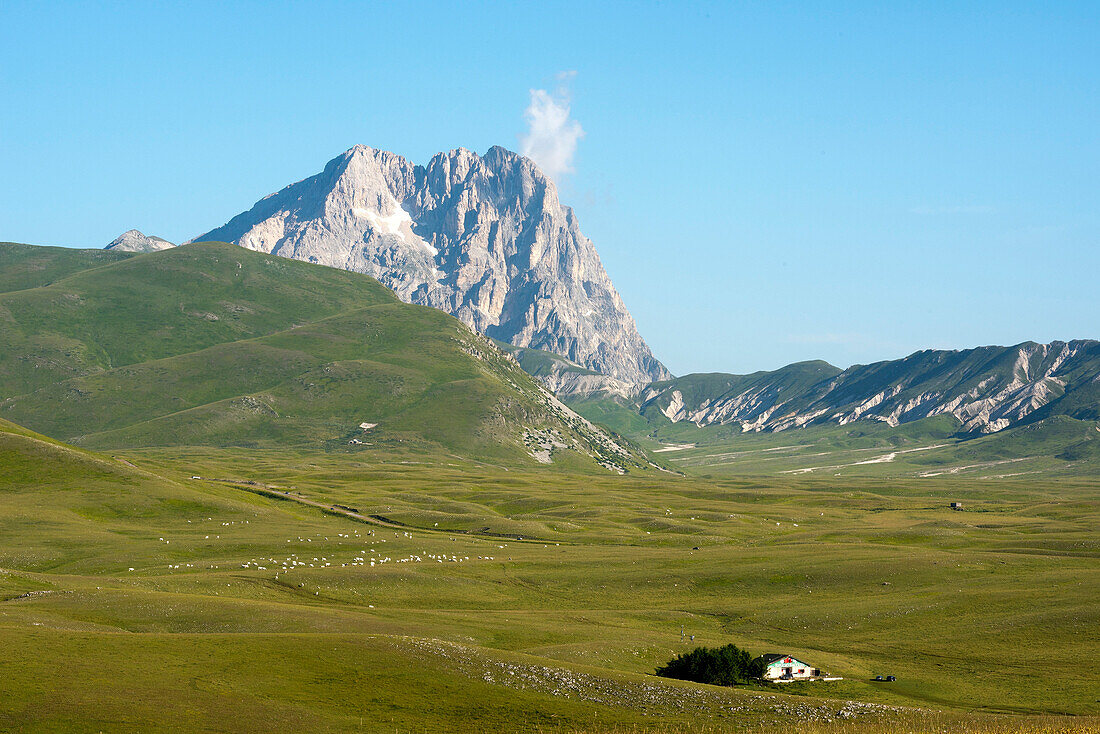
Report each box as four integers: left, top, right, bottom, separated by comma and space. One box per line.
655, 644, 764, 686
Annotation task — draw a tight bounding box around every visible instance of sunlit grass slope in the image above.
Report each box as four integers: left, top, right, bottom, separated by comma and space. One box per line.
0, 242, 643, 470
0, 241, 133, 294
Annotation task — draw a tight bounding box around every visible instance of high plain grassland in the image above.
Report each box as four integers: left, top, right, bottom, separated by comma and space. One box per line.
2, 419, 1097, 733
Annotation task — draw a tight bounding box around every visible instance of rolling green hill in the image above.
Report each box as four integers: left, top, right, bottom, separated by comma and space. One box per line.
0, 415, 294, 575
0, 241, 133, 293
0, 242, 646, 471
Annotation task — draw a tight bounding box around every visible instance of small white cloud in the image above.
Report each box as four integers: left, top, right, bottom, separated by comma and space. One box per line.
520, 73, 585, 181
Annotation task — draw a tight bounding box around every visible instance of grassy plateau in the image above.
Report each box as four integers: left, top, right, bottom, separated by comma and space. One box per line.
0, 243, 1096, 732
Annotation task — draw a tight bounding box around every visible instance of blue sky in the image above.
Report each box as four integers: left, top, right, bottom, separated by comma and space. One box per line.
1, 1, 1097, 375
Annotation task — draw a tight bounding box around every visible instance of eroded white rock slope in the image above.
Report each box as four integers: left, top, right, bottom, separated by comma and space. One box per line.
191, 145, 670, 385
641, 340, 1100, 434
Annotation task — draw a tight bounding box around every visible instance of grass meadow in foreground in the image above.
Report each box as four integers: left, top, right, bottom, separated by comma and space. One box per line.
1, 425, 1096, 731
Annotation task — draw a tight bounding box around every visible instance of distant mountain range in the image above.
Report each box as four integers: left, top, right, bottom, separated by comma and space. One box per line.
88, 143, 1097, 454
551, 340, 1100, 437
186, 145, 669, 385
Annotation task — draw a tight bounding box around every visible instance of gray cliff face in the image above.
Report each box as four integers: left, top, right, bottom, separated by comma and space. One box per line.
105, 229, 175, 253
192, 145, 670, 384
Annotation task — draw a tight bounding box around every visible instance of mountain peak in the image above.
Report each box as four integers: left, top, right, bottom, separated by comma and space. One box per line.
191, 145, 669, 384
105, 230, 175, 253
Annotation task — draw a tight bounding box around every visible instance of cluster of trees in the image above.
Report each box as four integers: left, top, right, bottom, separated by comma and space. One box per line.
655, 644, 764, 686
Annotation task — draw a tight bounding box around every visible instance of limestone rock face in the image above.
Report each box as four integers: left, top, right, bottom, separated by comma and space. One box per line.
105, 230, 175, 253
191, 145, 670, 384
640, 340, 1100, 434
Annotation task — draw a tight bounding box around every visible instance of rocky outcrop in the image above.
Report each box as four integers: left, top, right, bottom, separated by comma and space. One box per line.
638, 341, 1100, 435
191, 145, 670, 384
491, 341, 637, 399
105, 230, 175, 253
539, 370, 637, 400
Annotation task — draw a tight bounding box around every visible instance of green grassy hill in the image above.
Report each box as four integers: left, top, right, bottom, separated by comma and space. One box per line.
0, 242, 645, 471
0, 415, 289, 575
0, 241, 133, 293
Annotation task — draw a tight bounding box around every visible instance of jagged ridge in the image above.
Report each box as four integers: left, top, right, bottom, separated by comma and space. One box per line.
190, 145, 670, 385
636, 341, 1100, 435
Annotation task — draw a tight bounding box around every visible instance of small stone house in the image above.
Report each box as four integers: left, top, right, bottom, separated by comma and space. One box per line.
756, 654, 820, 681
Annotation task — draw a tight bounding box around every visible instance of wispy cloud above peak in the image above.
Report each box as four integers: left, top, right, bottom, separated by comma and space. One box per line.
520, 72, 585, 181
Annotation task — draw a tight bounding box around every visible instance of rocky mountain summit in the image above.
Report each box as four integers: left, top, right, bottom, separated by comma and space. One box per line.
191, 145, 670, 384
635, 340, 1100, 435
105, 229, 175, 253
